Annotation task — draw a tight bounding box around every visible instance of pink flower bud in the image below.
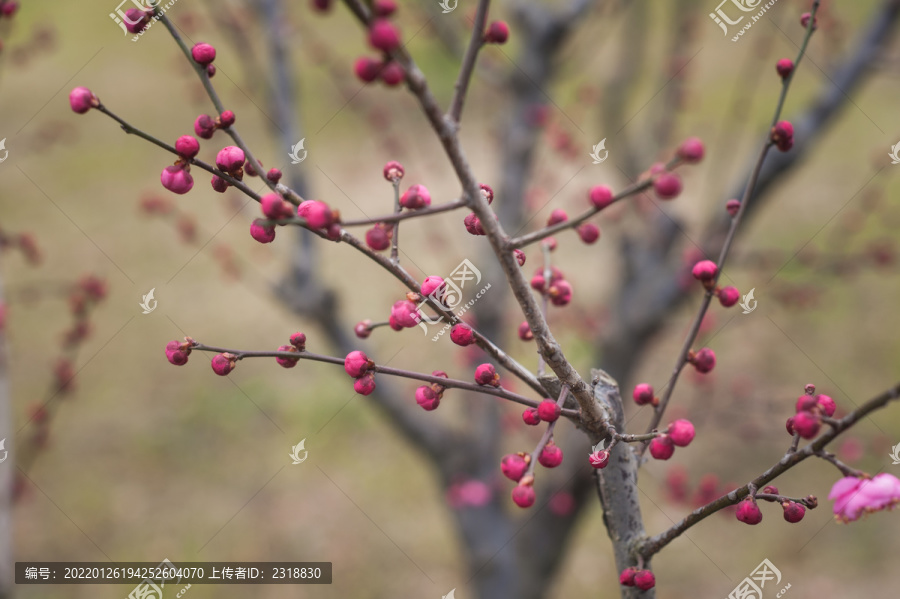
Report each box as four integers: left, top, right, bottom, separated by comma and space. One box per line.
165, 340, 190, 365
547, 209, 568, 226
354, 56, 382, 82
260, 193, 291, 219
771, 120, 794, 152
633, 383, 655, 406
589, 185, 614, 210
718, 286, 740, 307
175, 135, 200, 159
289, 332, 306, 351
415, 385, 440, 410
390, 299, 419, 328
267, 168, 283, 183
366, 224, 391, 251
211, 353, 236, 376
538, 442, 563, 468
518, 321, 533, 341
354, 321, 372, 339
691, 348, 716, 373
69, 87, 98, 114
344, 350, 372, 378
216, 146, 245, 173
511, 482, 535, 508
194, 114, 216, 139
380, 61, 405, 86
250, 219, 276, 243
421, 276, 444, 297
522, 408, 540, 425
543, 237, 558, 251
537, 399, 561, 422
653, 172, 682, 200
548, 279, 572, 306
726, 199, 741, 216
792, 410, 820, 439
480, 183, 494, 204
513, 249, 526, 266
2, 2, 19, 17
354, 372, 376, 396
464, 212, 485, 236
817, 394, 836, 416
123, 8, 150, 33
210, 175, 228, 193
191, 42, 216, 66
399, 184, 431, 210
160, 165, 194, 195
785, 416, 795, 436
368, 19, 401, 52
373, 0, 397, 17
207, 64, 217, 77
634, 570, 656, 591
762, 485, 779, 495
668, 419, 695, 447
219, 110, 235, 127
783, 501, 805, 523
677, 137, 705, 163
450, 323, 475, 346
795, 395, 818, 412
474, 363, 500, 387
275, 345, 300, 368
484, 20, 509, 44
692, 260, 718, 281
530, 274, 546, 292
300, 201, 333, 229
800, 12, 817, 30
311, 0, 332, 12
501, 454, 528, 481
383, 160, 405, 181
589, 450, 609, 469
577, 223, 600, 244
619, 568, 637, 587
776, 58, 794, 79
649, 435, 675, 460
736, 497, 763, 524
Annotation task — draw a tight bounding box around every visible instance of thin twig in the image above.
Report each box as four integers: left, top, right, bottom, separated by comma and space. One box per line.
638, 3, 821, 457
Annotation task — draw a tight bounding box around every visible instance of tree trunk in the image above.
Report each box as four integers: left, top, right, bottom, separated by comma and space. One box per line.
590, 369, 652, 599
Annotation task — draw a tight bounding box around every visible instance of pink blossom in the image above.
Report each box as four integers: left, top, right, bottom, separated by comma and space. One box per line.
829, 473, 900, 522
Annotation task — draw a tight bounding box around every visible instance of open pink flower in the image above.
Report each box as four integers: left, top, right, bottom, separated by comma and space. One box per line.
829, 473, 900, 522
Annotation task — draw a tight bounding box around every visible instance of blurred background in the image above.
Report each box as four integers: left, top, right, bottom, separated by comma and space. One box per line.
2, 0, 900, 597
